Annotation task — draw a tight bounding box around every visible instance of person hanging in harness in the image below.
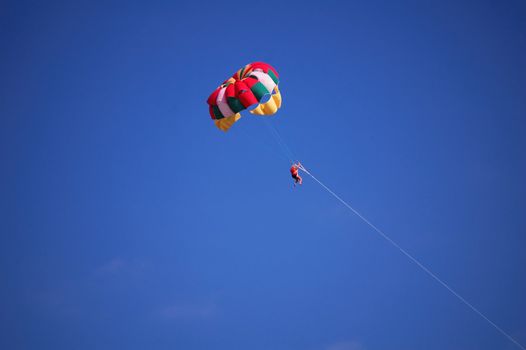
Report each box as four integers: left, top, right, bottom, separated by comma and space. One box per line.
290, 162, 303, 186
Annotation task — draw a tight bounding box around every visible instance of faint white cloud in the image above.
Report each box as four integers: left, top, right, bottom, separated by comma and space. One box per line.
97, 258, 127, 274
33, 257, 152, 319
159, 302, 216, 320
94, 257, 150, 277
34, 284, 81, 316
326, 340, 365, 350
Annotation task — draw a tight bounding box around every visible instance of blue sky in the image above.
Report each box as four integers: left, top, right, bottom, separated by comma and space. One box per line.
1, 0, 525, 349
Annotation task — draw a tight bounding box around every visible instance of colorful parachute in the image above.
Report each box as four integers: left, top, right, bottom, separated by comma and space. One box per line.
207, 62, 281, 131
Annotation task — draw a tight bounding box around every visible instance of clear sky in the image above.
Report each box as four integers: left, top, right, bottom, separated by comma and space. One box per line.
1, 1, 525, 349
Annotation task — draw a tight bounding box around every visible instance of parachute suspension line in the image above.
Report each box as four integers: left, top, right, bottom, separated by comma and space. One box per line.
269, 121, 296, 162
299, 165, 526, 350
263, 119, 294, 162
263, 118, 296, 163
237, 127, 290, 163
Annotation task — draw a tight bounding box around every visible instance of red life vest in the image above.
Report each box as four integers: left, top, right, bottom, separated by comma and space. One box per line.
290, 166, 298, 177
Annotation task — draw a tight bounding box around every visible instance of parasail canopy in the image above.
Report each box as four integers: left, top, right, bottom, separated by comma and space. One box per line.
206, 62, 282, 131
